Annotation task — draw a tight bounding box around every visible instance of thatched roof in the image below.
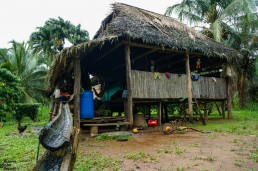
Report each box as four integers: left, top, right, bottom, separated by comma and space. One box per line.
94, 3, 241, 60
46, 3, 242, 94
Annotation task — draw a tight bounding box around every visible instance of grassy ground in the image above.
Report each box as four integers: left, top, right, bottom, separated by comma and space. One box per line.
0, 106, 48, 171
75, 103, 258, 170
0, 104, 257, 170
191, 103, 258, 136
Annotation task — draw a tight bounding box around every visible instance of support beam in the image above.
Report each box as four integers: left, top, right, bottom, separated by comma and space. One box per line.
113, 49, 157, 71
215, 102, 222, 116
73, 57, 81, 128
227, 78, 233, 119
221, 101, 226, 119
129, 42, 202, 55
173, 59, 222, 73
204, 102, 208, 121
125, 44, 133, 126
134, 53, 179, 71
134, 49, 157, 61
164, 104, 168, 121
148, 105, 151, 119
185, 51, 193, 122
182, 102, 187, 122
158, 101, 162, 125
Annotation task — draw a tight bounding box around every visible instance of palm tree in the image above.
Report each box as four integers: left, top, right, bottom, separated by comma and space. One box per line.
166, 0, 258, 107
0, 41, 49, 103
29, 17, 89, 62
221, 3, 257, 107
165, 0, 257, 42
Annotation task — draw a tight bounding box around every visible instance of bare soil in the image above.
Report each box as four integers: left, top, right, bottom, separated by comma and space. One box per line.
79, 127, 258, 171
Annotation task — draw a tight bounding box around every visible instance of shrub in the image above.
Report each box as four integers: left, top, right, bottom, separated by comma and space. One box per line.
0, 68, 22, 121
13, 103, 41, 122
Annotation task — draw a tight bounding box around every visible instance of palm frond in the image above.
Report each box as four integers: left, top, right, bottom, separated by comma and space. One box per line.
211, 19, 222, 42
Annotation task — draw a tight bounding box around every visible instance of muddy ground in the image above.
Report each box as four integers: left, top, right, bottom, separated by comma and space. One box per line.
79, 128, 258, 171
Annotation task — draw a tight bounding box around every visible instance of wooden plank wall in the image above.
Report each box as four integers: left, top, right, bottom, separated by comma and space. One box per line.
131, 70, 226, 100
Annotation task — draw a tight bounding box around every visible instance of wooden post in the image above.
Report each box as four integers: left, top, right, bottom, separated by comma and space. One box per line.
148, 105, 151, 119
185, 51, 193, 122
221, 101, 226, 119
73, 57, 81, 128
158, 101, 162, 125
204, 102, 208, 121
227, 78, 233, 119
125, 44, 133, 126
164, 103, 168, 121
182, 102, 187, 122
144, 105, 147, 118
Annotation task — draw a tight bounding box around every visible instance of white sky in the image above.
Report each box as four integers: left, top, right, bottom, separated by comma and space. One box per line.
0, 0, 181, 48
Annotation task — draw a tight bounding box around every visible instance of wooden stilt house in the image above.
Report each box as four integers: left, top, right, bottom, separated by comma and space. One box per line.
46, 3, 242, 129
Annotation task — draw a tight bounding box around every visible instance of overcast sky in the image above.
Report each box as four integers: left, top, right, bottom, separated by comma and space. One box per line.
0, 0, 182, 48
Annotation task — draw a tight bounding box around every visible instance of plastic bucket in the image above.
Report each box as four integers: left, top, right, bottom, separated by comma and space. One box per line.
80, 91, 94, 119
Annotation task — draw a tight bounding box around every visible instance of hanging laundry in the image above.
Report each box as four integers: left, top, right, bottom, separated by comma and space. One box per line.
165, 72, 171, 78
153, 72, 160, 79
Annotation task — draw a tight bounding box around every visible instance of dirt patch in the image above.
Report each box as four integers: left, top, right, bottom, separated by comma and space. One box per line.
79, 128, 258, 171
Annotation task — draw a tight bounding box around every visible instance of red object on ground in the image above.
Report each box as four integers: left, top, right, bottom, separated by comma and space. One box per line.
60, 93, 70, 97
148, 119, 158, 126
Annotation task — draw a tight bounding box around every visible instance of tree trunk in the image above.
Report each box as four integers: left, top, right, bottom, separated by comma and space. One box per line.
227, 78, 233, 119
73, 57, 81, 128
239, 70, 246, 108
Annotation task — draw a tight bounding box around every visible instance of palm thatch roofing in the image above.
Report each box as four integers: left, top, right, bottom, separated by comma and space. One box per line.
46, 3, 242, 94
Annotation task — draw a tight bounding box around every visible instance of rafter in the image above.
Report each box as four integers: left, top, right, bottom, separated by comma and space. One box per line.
89, 42, 125, 65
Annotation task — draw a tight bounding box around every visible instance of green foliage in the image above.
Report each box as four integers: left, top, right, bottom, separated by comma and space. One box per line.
249, 147, 258, 162
156, 148, 173, 154
205, 154, 216, 162
13, 103, 40, 122
249, 75, 258, 102
29, 17, 89, 61
166, 0, 258, 106
189, 108, 258, 136
175, 145, 186, 155
0, 68, 22, 122
0, 41, 48, 103
75, 151, 121, 171
0, 122, 45, 171
177, 166, 190, 171
165, 0, 257, 43
234, 159, 243, 167
124, 152, 157, 162
96, 132, 131, 141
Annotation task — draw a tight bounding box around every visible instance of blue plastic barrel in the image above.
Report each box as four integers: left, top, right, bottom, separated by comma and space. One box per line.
80, 91, 94, 119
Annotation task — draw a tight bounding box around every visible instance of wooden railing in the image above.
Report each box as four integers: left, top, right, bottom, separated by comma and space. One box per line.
131, 70, 226, 100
